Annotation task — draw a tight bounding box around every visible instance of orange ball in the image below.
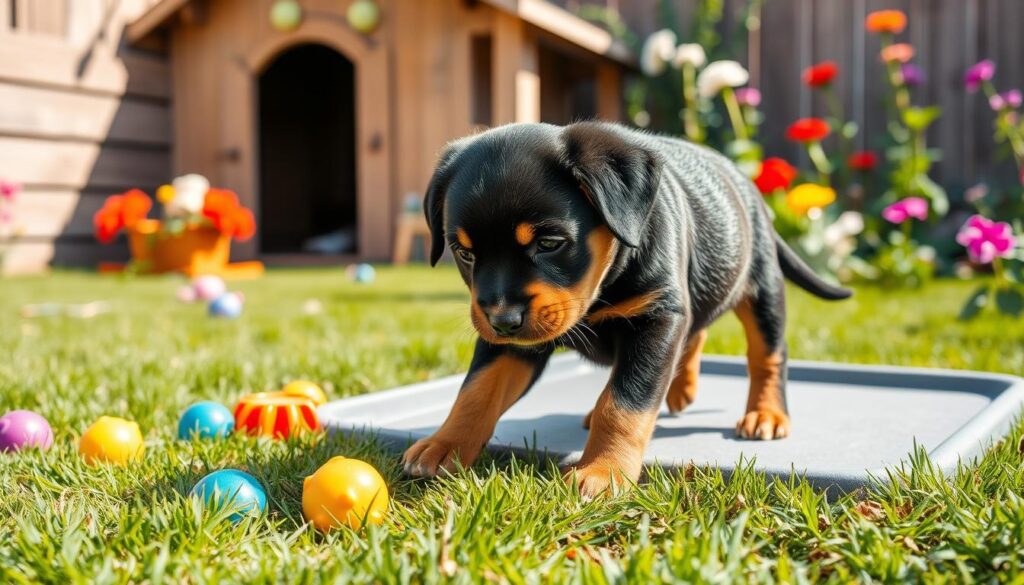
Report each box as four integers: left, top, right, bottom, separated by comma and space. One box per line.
79, 416, 145, 465
281, 380, 327, 407
302, 456, 389, 531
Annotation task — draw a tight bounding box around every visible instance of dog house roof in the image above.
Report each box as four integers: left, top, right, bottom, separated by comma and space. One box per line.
126, 0, 636, 67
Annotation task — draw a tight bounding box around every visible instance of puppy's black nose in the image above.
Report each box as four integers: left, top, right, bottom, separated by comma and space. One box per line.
485, 306, 525, 336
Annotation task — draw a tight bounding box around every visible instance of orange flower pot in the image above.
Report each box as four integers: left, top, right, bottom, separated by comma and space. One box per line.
127, 219, 231, 275
233, 392, 321, 439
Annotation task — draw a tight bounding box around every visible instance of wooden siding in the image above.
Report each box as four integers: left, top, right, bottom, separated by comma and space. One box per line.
0, 0, 170, 275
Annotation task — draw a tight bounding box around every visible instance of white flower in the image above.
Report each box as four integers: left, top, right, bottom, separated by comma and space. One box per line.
673, 43, 706, 69
166, 173, 210, 217
640, 29, 677, 77
823, 211, 865, 248
696, 60, 749, 98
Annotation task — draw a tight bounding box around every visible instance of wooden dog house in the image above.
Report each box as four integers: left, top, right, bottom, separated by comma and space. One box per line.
126, 0, 633, 263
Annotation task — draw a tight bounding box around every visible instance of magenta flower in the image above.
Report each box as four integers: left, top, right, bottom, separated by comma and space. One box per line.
964, 59, 995, 92
882, 197, 929, 224
900, 64, 924, 87
0, 179, 20, 201
735, 87, 762, 107
956, 215, 1016, 264
989, 89, 1023, 111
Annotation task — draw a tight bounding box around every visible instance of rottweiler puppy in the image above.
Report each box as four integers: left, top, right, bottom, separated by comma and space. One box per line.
403, 121, 850, 496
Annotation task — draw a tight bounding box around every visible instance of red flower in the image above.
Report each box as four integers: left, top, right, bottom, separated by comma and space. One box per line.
202, 188, 256, 241
848, 151, 879, 172
802, 61, 838, 88
785, 118, 830, 143
754, 158, 798, 194
93, 189, 152, 243
865, 10, 907, 34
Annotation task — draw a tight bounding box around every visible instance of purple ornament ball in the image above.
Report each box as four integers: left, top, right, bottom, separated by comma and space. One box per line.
0, 410, 54, 452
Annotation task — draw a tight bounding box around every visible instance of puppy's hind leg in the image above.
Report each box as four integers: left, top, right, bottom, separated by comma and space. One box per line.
665, 329, 708, 414
734, 277, 790, 440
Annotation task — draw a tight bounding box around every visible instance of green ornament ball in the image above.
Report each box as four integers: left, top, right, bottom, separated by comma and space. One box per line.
347, 0, 380, 34
270, 0, 302, 32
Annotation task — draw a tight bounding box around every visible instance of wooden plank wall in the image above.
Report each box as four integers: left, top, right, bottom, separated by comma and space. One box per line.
0, 0, 170, 275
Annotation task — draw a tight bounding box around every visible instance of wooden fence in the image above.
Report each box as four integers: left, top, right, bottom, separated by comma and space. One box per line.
682, 0, 1024, 193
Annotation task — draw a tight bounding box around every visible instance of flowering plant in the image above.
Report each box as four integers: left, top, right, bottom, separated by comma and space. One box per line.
964, 59, 1024, 197
956, 215, 1024, 319
865, 197, 936, 288
94, 174, 255, 244
866, 9, 948, 218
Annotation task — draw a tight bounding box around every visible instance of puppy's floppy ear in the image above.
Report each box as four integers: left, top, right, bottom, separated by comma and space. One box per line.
423, 142, 466, 266
560, 122, 662, 248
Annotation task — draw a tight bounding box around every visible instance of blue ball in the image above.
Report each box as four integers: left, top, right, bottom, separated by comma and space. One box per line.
208, 293, 243, 318
353, 263, 375, 283
191, 469, 267, 522
178, 401, 234, 440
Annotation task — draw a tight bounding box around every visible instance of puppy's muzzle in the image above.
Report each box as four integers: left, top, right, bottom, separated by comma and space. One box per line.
482, 304, 526, 337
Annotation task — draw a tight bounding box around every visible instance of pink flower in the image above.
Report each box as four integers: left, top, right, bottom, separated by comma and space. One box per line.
735, 87, 762, 107
882, 197, 929, 224
0, 179, 21, 201
964, 59, 995, 92
989, 89, 1022, 111
956, 215, 1016, 264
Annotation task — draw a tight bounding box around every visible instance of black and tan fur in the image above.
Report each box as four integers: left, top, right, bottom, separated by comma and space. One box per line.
402, 122, 851, 496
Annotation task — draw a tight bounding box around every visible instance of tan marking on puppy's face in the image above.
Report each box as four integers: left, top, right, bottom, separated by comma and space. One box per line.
585, 291, 663, 325
518, 227, 617, 344
515, 223, 535, 246
456, 228, 473, 249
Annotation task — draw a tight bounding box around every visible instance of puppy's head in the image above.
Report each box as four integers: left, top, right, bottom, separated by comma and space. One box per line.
424, 122, 661, 346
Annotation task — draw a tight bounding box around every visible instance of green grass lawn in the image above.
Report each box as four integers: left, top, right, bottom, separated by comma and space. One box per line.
1, 268, 1023, 583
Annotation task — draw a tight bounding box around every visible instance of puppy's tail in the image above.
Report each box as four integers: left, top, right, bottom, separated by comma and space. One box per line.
775, 234, 853, 300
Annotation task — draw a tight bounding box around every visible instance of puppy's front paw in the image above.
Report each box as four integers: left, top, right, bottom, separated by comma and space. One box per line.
563, 464, 633, 499
402, 436, 480, 477
735, 409, 790, 440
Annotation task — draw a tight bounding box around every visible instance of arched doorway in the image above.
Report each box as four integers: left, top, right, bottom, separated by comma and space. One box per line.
258, 44, 357, 255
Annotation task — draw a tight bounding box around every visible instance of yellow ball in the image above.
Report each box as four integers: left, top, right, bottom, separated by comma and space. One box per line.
79, 416, 145, 465
281, 380, 327, 407
156, 184, 175, 204
303, 456, 388, 531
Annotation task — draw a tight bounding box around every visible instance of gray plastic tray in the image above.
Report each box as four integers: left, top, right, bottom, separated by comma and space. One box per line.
320, 354, 1024, 491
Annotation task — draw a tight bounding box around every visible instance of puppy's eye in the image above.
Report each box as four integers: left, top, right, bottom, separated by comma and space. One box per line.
455, 248, 475, 263
536, 238, 565, 253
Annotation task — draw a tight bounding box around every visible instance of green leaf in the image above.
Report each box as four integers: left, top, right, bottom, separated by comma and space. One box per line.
996, 288, 1024, 317
958, 285, 989, 321
915, 174, 949, 216
841, 121, 859, 139
902, 106, 942, 131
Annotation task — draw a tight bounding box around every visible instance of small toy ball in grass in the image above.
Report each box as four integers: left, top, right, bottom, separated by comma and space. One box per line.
208, 292, 243, 319
192, 275, 226, 302
176, 284, 197, 303
0, 410, 53, 452
191, 469, 267, 522
282, 380, 327, 407
302, 456, 389, 531
79, 416, 144, 465
178, 401, 234, 440
346, 263, 376, 284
